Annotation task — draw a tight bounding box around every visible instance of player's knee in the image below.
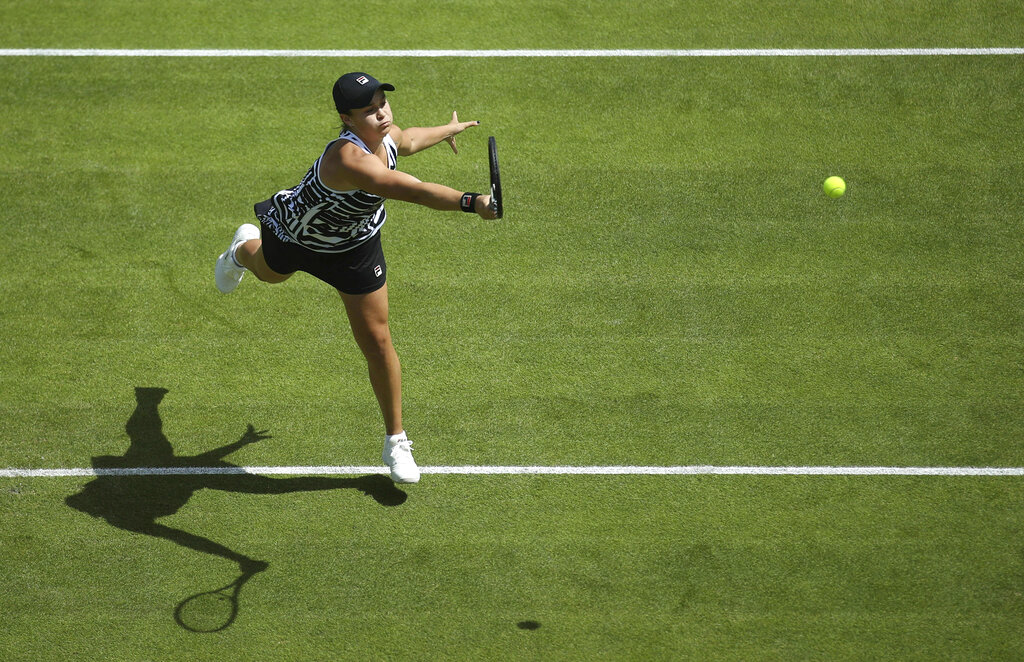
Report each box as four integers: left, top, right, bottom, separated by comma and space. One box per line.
358, 328, 394, 362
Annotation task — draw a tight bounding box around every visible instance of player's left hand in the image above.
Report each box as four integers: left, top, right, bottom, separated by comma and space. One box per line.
444, 111, 481, 154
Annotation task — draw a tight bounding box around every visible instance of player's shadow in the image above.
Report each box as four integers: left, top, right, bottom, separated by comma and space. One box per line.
65, 387, 405, 632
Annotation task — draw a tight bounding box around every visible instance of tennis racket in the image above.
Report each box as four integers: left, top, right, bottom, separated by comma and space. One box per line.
488, 136, 504, 219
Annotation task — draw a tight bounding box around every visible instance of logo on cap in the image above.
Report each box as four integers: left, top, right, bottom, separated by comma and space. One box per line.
356, 75, 369, 85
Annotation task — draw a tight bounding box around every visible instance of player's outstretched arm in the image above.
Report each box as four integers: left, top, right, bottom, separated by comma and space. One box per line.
342, 147, 498, 219
392, 111, 480, 156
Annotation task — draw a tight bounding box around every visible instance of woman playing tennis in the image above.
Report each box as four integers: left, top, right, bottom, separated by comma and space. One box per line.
215, 72, 498, 483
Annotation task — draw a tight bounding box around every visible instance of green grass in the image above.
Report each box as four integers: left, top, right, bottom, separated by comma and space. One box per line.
2, 1, 1024, 659
3, 0, 1023, 49
5, 475, 1024, 660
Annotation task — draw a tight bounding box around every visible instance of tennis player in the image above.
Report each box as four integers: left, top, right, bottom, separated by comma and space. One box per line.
215, 72, 497, 483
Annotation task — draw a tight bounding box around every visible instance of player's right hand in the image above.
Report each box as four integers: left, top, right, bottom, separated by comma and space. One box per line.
475, 194, 499, 220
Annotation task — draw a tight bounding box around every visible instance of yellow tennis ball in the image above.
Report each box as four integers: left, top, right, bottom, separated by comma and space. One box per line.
823, 176, 846, 198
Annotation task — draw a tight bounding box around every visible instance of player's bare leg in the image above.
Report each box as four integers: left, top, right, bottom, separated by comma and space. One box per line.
340, 284, 419, 483
341, 284, 402, 433
216, 225, 291, 292
234, 239, 292, 284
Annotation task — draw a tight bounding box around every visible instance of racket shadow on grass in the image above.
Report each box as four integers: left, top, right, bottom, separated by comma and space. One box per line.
65, 387, 406, 632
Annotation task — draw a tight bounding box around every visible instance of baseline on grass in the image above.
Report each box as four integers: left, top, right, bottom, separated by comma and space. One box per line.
2, 48, 1024, 57
4, 465, 1024, 477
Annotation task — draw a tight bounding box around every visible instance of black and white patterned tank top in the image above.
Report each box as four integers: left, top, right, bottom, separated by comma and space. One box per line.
260, 130, 398, 253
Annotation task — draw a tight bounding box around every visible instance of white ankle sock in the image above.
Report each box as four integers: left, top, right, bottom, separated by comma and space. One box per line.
229, 244, 245, 269
386, 431, 407, 443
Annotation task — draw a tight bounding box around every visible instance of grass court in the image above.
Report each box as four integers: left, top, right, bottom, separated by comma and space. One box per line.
1, 2, 1023, 659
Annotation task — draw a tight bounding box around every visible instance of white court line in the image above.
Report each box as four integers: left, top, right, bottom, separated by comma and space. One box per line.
2, 465, 1024, 478
0, 48, 1022, 58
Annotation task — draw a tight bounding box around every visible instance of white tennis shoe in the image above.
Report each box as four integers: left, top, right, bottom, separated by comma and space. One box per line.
215, 223, 260, 293
382, 433, 420, 484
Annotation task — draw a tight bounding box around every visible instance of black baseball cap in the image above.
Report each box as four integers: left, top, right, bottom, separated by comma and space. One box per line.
333, 72, 395, 113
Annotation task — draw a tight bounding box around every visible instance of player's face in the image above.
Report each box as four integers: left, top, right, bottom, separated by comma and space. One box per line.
344, 90, 392, 138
